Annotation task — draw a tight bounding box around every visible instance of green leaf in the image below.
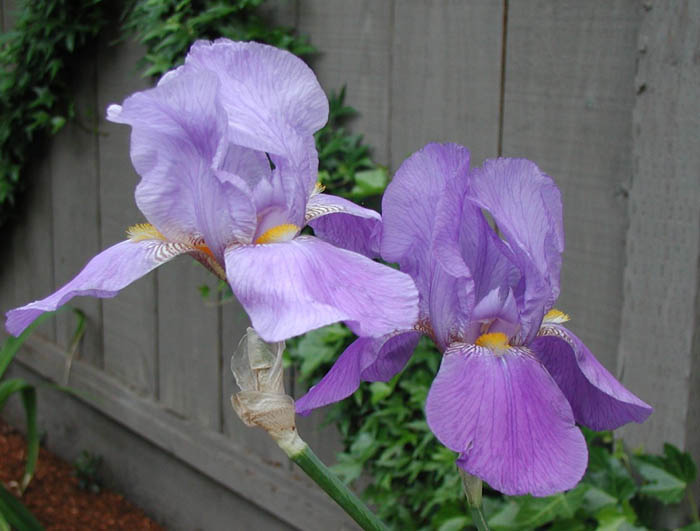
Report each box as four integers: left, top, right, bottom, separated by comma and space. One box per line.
633, 457, 687, 504
0, 483, 43, 531
0, 311, 56, 378
348, 168, 388, 199
436, 515, 470, 531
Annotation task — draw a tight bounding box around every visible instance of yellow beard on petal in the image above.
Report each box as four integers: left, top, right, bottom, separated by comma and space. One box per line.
254, 224, 300, 244
543, 308, 570, 324
475, 332, 510, 354
126, 223, 166, 242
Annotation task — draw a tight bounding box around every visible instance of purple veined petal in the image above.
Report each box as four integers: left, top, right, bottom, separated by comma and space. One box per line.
305, 193, 382, 258
295, 331, 420, 416
108, 67, 261, 254
531, 325, 652, 430
215, 143, 271, 189
6, 239, 191, 337
270, 135, 320, 227
224, 235, 419, 342
381, 143, 471, 309
425, 343, 587, 496
428, 263, 472, 350
467, 158, 564, 342
185, 39, 328, 157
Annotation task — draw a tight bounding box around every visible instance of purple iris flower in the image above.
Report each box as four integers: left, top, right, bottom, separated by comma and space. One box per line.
5, 39, 418, 343
296, 143, 652, 496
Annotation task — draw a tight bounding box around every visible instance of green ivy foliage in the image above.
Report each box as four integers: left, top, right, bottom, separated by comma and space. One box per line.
0, 0, 109, 227
122, 0, 314, 78
288, 325, 700, 531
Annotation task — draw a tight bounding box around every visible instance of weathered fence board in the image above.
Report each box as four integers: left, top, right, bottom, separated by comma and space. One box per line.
390, 0, 504, 169
618, 0, 700, 456
502, 0, 641, 371
96, 34, 157, 396
298, 0, 394, 165
50, 52, 103, 367
158, 258, 221, 430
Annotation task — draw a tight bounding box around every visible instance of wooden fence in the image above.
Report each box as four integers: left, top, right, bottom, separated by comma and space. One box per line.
1, 1, 698, 528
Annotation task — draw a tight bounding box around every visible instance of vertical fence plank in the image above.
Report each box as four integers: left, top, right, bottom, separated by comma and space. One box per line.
96, 32, 157, 396
158, 259, 221, 429
9, 158, 56, 343
501, 0, 641, 371
390, 0, 504, 170
297, 0, 394, 165
618, 1, 700, 454
50, 51, 103, 367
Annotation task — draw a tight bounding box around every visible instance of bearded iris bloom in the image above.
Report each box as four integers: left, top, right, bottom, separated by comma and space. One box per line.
5, 40, 418, 342
296, 143, 652, 496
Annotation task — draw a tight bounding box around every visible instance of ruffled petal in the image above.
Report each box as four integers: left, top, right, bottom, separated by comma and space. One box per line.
224, 236, 419, 342
467, 158, 564, 342
305, 193, 382, 258
108, 68, 257, 255
531, 325, 652, 430
6, 239, 190, 337
215, 143, 271, 189
295, 331, 420, 415
425, 344, 587, 496
185, 39, 328, 160
381, 143, 471, 310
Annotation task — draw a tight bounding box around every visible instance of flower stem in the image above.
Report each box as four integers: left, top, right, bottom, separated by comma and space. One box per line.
459, 469, 491, 531
278, 431, 388, 531
470, 505, 490, 531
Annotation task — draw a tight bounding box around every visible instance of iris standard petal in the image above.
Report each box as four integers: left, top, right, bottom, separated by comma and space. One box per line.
109, 68, 258, 255
185, 39, 328, 160
467, 158, 564, 341
531, 325, 652, 430
224, 235, 419, 343
295, 331, 420, 416
5, 239, 191, 337
425, 344, 587, 496
305, 192, 382, 258
215, 143, 271, 189
381, 143, 470, 306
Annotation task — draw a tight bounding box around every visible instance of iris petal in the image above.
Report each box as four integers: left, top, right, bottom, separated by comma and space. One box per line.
425, 343, 587, 496
381, 142, 471, 314
531, 324, 652, 430
295, 331, 420, 416
6, 239, 190, 337
306, 193, 382, 258
467, 158, 564, 342
224, 236, 419, 342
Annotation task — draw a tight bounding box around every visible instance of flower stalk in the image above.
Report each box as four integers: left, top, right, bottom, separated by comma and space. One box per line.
460, 469, 490, 531
230, 328, 387, 531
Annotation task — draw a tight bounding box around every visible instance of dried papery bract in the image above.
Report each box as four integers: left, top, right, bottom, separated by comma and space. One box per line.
230, 328, 301, 453
229, 327, 388, 531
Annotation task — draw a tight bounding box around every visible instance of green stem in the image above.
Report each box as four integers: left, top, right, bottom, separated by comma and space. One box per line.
459, 469, 491, 531
687, 486, 699, 523
470, 505, 490, 531
278, 433, 388, 531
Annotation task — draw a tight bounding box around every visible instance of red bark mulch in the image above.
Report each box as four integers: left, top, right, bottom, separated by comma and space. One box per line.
0, 418, 164, 530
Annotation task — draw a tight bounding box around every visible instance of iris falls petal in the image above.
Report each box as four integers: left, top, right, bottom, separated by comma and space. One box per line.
531, 324, 653, 430
6, 239, 191, 336
224, 236, 419, 342
305, 192, 382, 258
425, 344, 587, 496
295, 331, 420, 416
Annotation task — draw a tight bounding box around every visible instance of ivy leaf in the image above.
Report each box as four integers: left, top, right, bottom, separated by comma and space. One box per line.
632, 457, 687, 504
586, 446, 637, 501
348, 168, 388, 199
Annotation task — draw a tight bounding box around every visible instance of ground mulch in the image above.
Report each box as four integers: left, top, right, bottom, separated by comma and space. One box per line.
0, 418, 164, 530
